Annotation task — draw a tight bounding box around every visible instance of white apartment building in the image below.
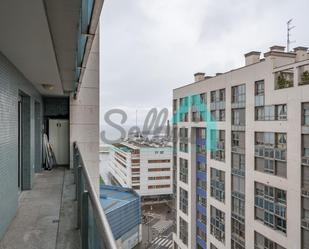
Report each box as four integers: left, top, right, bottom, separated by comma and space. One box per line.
172, 45, 309, 249
109, 140, 173, 201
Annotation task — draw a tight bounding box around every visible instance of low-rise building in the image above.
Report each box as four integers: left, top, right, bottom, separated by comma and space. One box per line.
100, 185, 141, 249
109, 139, 173, 202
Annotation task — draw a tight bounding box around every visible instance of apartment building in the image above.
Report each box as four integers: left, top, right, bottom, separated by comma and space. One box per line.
172, 45, 309, 249
109, 139, 173, 202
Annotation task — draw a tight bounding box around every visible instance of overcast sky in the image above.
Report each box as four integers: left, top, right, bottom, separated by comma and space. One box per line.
99, 0, 308, 139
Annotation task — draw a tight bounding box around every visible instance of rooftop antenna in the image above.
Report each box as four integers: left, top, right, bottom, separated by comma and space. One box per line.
287, 19, 296, 52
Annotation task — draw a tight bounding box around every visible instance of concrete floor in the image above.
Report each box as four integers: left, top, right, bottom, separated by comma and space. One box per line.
0, 167, 80, 249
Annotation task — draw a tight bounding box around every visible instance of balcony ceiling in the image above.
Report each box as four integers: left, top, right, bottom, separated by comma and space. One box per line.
0, 0, 80, 96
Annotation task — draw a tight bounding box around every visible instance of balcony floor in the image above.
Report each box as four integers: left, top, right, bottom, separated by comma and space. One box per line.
0, 167, 80, 249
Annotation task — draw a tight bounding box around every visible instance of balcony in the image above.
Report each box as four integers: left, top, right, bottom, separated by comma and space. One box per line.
299, 66, 309, 86
303, 157, 309, 166
275, 69, 294, 90
302, 218, 309, 230
231, 146, 245, 154
210, 101, 225, 111
0, 143, 117, 249
231, 168, 245, 177
255, 145, 287, 161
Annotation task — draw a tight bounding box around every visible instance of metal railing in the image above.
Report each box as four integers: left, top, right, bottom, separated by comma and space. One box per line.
73, 142, 118, 249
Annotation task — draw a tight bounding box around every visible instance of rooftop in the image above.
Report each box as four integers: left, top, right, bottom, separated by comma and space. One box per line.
100, 185, 139, 213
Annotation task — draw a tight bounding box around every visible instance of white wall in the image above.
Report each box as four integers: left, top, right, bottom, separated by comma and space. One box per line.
70, 28, 100, 193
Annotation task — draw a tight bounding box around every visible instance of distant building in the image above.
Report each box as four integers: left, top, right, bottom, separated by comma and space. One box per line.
109, 139, 173, 202
100, 185, 141, 249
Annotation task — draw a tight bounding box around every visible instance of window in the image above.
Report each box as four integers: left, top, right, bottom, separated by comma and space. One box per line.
210, 89, 226, 121
276, 104, 287, 120
232, 84, 246, 104
180, 128, 188, 138
211, 91, 216, 102
231, 218, 245, 240
197, 161, 206, 172
255, 231, 286, 249
211, 168, 225, 202
254, 182, 287, 233
219, 89, 225, 101
148, 159, 170, 163
255, 80, 265, 96
197, 211, 206, 224
255, 104, 287, 121
303, 135, 309, 157
148, 184, 170, 189
232, 108, 246, 126
302, 228, 309, 249
303, 103, 309, 126
275, 69, 294, 89
232, 153, 245, 174
179, 187, 188, 214
232, 131, 245, 150
211, 130, 225, 161
197, 178, 206, 190
148, 168, 170, 172
197, 128, 206, 139
179, 142, 188, 153
219, 110, 225, 121
232, 196, 245, 217
179, 217, 188, 245
197, 227, 206, 241
197, 195, 207, 207
210, 244, 218, 249
210, 206, 225, 243
232, 175, 245, 194
179, 158, 188, 183
255, 132, 287, 166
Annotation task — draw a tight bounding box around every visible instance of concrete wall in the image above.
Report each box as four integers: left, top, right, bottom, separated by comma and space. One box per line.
0, 52, 42, 239
70, 28, 100, 193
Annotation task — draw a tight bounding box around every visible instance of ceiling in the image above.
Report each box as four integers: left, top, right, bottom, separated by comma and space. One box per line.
0, 0, 80, 96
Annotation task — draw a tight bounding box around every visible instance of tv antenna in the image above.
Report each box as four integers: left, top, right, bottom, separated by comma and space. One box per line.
287, 19, 296, 52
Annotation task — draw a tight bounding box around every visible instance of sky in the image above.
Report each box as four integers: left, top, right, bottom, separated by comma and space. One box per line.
99, 0, 309, 141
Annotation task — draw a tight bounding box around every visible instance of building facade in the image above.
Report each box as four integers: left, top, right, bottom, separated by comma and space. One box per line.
100, 185, 142, 249
172, 46, 309, 249
109, 140, 173, 201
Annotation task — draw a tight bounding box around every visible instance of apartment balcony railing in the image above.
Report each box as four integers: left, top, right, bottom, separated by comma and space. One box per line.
232, 191, 245, 201
231, 124, 246, 131
255, 95, 264, 107
302, 157, 309, 166
255, 145, 287, 161
210, 101, 225, 111
231, 168, 245, 177
302, 188, 309, 198
231, 233, 245, 247
73, 142, 118, 249
302, 218, 309, 230
231, 101, 246, 109
231, 146, 245, 154
299, 68, 309, 86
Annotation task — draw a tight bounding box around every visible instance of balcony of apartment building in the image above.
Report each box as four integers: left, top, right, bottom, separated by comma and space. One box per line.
0, 1, 118, 249
254, 133, 287, 163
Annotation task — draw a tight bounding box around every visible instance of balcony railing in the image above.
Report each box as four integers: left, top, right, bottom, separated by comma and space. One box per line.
302, 218, 309, 230
74, 142, 118, 249
255, 145, 287, 161
210, 101, 225, 110
302, 157, 309, 166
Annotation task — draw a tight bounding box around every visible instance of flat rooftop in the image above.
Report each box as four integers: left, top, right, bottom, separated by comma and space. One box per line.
99, 185, 139, 214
